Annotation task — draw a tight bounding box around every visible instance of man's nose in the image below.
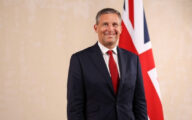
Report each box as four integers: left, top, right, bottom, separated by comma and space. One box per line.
107, 24, 114, 31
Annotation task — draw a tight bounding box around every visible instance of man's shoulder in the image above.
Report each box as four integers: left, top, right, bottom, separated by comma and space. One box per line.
72, 43, 97, 57
118, 47, 138, 58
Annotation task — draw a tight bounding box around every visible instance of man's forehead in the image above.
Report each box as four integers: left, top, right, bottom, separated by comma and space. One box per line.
101, 20, 120, 23
99, 14, 120, 21
99, 13, 119, 18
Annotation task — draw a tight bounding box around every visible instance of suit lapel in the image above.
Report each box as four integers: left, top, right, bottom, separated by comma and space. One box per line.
89, 43, 115, 96
117, 47, 127, 96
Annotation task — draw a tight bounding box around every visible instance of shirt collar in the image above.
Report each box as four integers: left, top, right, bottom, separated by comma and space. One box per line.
98, 41, 117, 55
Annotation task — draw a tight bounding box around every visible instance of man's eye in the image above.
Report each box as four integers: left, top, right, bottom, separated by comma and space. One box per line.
113, 23, 118, 27
103, 23, 108, 26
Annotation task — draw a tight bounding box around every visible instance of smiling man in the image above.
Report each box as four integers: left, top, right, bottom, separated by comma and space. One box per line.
94, 10, 121, 49
67, 8, 147, 120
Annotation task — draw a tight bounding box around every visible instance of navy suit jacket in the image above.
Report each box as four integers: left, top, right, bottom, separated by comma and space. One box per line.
67, 43, 147, 120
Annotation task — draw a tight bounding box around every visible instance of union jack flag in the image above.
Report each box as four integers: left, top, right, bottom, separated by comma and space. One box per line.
119, 0, 164, 120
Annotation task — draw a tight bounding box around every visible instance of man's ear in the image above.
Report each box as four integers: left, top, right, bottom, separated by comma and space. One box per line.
94, 24, 97, 32
119, 22, 122, 34
120, 25, 122, 33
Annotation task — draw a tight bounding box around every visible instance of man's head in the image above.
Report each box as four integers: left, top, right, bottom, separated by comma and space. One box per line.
94, 8, 122, 49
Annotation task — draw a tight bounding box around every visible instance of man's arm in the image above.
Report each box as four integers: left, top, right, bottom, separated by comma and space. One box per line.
67, 54, 85, 120
133, 56, 148, 120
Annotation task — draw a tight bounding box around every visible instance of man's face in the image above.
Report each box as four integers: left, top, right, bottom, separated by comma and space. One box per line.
94, 13, 122, 49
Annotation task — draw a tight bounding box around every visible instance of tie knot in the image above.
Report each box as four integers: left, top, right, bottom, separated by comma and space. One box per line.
107, 50, 113, 56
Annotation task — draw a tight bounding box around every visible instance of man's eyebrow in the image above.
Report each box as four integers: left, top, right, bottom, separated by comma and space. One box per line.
102, 22, 108, 24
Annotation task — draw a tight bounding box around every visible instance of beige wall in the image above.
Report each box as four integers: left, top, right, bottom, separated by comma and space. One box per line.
0, 0, 191, 120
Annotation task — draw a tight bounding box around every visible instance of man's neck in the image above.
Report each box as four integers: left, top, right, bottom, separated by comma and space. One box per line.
98, 41, 117, 50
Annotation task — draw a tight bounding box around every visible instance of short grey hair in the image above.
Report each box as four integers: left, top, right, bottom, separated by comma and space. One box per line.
96, 8, 122, 24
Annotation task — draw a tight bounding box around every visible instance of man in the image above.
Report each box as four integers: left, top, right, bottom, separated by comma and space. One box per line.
67, 8, 147, 120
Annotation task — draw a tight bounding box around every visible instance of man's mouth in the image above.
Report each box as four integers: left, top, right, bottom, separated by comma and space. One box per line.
104, 32, 116, 37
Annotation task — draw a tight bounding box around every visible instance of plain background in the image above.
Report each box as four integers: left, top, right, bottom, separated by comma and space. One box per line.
0, 0, 192, 120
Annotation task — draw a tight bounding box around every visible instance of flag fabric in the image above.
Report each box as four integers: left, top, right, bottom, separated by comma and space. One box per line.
119, 0, 164, 120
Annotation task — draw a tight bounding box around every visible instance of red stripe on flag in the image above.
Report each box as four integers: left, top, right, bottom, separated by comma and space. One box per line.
139, 49, 155, 71
119, 21, 138, 55
139, 49, 164, 120
129, 0, 134, 28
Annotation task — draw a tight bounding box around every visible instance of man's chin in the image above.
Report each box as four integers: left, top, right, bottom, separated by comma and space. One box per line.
104, 40, 117, 47
106, 38, 117, 43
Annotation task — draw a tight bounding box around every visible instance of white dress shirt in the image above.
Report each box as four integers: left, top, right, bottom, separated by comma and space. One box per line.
98, 42, 120, 78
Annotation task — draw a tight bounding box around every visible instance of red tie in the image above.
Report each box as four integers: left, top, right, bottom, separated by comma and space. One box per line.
107, 50, 119, 94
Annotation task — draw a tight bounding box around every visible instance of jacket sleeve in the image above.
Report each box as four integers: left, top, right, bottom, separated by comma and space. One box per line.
67, 53, 85, 120
133, 56, 148, 120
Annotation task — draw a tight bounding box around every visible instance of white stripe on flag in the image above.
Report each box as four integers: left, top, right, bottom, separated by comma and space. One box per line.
148, 68, 162, 100
122, 3, 134, 41
134, 0, 152, 54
